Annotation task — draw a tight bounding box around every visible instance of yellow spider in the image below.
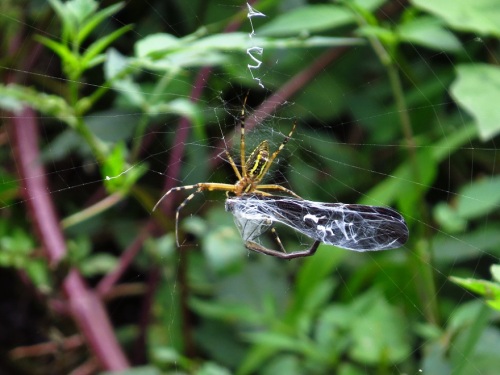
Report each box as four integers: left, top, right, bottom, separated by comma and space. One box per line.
153, 97, 300, 246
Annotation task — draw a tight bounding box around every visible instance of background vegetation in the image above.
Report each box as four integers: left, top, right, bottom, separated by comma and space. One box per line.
1, 0, 500, 374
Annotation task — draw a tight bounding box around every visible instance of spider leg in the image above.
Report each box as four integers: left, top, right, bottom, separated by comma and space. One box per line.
255, 184, 302, 199
173, 190, 201, 246
240, 94, 249, 177
244, 239, 321, 259
153, 183, 236, 246
258, 121, 297, 179
225, 149, 242, 180
152, 185, 199, 212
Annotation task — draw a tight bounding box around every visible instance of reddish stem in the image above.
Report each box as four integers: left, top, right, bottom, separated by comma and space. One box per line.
8, 108, 129, 371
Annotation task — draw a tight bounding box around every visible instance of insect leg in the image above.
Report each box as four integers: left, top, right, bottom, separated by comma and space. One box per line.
270, 227, 287, 253
255, 184, 302, 199
244, 239, 321, 259
258, 121, 297, 179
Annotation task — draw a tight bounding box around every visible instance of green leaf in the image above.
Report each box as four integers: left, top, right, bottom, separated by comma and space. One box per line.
361, 123, 478, 207
356, 25, 398, 46
100, 366, 161, 375
48, 0, 78, 40
397, 16, 462, 52
203, 223, 245, 272
65, 0, 99, 26
77, 2, 125, 45
148, 99, 203, 128
445, 300, 484, 336
195, 362, 232, 375
433, 202, 467, 233
34, 35, 78, 68
491, 265, 500, 283
244, 332, 314, 355
451, 64, 500, 141
433, 224, 500, 264
452, 327, 500, 374
134, 32, 361, 72
104, 48, 130, 80
450, 276, 500, 301
84, 53, 106, 69
456, 175, 500, 219
411, 0, 500, 37
294, 246, 345, 314
421, 341, 452, 374
80, 253, 117, 277
259, 5, 354, 36
0, 169, 18, 205
135, 33, 182, 58
189, 299, 262, 324
360, 149, 437, 211
0, 84, 76, 127
81, 24, 133, 69
102, 142, 146, 194
349, 291, 411, 364
260, 356, 301, 375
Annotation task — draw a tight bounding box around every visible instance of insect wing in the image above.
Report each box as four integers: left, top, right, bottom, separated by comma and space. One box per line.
304, 203, 408, 251
230, 208, 272, 242
226, 195, 408, 251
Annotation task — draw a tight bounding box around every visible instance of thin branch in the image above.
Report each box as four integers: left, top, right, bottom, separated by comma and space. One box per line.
8, 108, 130, 370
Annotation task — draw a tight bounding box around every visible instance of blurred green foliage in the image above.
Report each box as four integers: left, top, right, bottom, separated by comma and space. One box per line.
1, 0, 500, 374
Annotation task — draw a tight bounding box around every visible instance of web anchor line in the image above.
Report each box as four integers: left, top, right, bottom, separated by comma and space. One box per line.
246, 2, 266, 88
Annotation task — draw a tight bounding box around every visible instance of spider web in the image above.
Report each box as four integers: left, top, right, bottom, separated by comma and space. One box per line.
1, 0, 500, 374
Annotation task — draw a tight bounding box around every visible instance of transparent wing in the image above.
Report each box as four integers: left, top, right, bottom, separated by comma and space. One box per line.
225, 194, 409, 251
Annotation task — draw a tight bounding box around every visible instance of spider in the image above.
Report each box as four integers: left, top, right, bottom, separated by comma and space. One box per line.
153, 96, 302, 250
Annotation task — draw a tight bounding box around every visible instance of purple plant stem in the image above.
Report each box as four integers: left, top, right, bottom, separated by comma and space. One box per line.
96, 222, 153, 297
8, 107, 129, 371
